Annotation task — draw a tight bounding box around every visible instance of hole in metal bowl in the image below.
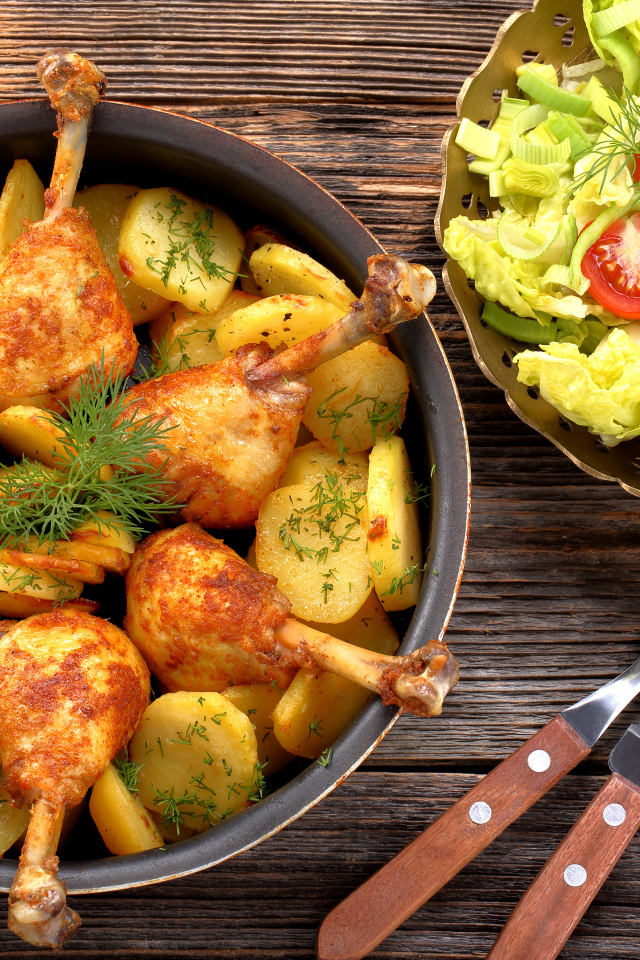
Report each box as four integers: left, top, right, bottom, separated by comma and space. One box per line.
477, 198, 489, 218
493, 88, 504, 102
522, 50, 539, 62
553, 14, 571, 27
562, 26, 575, 46
461, 192, 474, 209
477, 119, 491, 128
632, 459, 640, 474
527, 385, 539, 399
595, 439, 610, 453
502, 351, 513, 368
480, 317, 489, 328
559, 417, 572, 431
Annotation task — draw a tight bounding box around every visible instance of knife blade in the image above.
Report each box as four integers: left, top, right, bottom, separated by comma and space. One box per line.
486, 722, 640, 960
316, 654, 640, 960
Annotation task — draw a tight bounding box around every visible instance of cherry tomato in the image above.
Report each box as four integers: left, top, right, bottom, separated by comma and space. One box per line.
582, 211, 640, 319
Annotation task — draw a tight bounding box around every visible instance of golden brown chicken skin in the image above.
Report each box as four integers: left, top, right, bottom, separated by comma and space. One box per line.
0, 608, 149, 948
0, 208, 137, 411
124, 523, 296, 691
122, 343, 311, 529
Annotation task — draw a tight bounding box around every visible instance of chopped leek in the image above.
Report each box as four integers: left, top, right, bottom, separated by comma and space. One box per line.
483, 302, 564, 343
546, 112, 591, 158
511, 104, 571, 164
598, 31, 640, 95
515, 62, 558, 85
591, 0, 640, 38
517, 68, 592, 116
582, 75, 623, 122
468, 96, 528, 174
502, 158, 559, 198
488, 171, 506, 197
524, 227, 548, 245
455, 117, 501, 159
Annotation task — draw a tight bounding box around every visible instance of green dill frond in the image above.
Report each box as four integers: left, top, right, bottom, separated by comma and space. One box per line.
572, 87, 640, 195
114, 758, 144, 795
0, 360, 179, 549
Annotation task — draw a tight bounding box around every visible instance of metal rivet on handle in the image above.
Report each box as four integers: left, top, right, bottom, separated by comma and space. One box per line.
564, 864, 587, 887
603, 803, 627, 827
527, 749, 551, 772
469, 801, 492, 825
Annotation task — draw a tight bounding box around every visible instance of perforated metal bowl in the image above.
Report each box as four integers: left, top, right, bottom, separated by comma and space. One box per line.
435, 0, 640, 496
0, 99, 470, 894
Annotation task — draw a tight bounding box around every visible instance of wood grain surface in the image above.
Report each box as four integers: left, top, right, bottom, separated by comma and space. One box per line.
1, 1, 640, 958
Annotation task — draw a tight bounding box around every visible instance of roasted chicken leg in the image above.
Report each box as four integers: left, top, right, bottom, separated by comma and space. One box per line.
124, 524, 458, 717
0, 52, 137, 412
0, 609, 150, 948
122, 254, 436, 528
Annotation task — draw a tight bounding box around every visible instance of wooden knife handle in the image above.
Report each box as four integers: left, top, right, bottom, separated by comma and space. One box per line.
486, 771, 640, 960
316, 715, 589, 960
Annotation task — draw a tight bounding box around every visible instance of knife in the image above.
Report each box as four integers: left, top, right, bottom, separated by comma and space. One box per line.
485, 721, 640, 960
316, 653, 640, 960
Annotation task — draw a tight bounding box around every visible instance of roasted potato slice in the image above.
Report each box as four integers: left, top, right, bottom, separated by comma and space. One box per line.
149, 291, 260, 372
215, 294, 344, 358
0, 593, 99, 618
0, 780, 30, 855
367, 436, 423, 611
0, 160, 45, 265
22, 538, 130, 575
280, 440, 368, 490
303, 341, 409, 455
119, 187, 244, 314
256, 481, 372, 623
273, 594, 399, 759
130, 692, 259, 836
241, 225, 298, 295
0, 562, 82, 601
0, 548, 104, 585
249, 244, 356, 311
89, 762, 164, 855
74, 184, 171, 325
222, 683, 294, 776
0, 406, 113, 481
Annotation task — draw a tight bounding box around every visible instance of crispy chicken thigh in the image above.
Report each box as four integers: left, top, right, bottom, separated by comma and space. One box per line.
123, 254, 436, 527
125, 524, 459, 717
0, 52, 136, 412
0, 609, 149, 948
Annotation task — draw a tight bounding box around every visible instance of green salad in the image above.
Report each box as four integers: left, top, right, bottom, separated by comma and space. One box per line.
443, 0, 640, 446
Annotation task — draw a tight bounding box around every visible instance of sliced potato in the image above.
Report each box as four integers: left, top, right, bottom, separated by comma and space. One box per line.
119, 187, 244, 314
367, 436, 423, 611
303, 341, 409, 455
249, 244, 356, 311
89, 763, 164, 855
241, 225, 297, 295
215, 294, 344, 358
0, 548, 104, 585
130, 692, 259, 836
0, 593, 98, 618
149, 290, 260, 372
74, 184, 171, 325
0, 774, 30, 855
69, 511, 137, 555
281, 440, 368, 490
222, 683, 294, 776
273, 595, 398, 760
256, 482, 372, 623
0, 406, 113, 481
303, 590, 399, 655
0, 160, 45, 264
0, 562, 82, 601
23, 538, 130, 575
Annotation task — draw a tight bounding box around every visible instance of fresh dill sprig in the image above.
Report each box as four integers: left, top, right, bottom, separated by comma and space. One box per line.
316, 388, 406, 459
381, 563, 427, 598
114, 758, 144, 795
136, 323, 218, 383
572, 87, 640, 195
316, 748, 332, 768
0, 360, 179, 549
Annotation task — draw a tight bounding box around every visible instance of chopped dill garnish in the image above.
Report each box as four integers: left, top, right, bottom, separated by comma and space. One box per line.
0, 360, 178, 549
114, 758, 144, 795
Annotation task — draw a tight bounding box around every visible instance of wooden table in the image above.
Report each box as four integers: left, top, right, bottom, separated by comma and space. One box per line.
2, 2, 639, 957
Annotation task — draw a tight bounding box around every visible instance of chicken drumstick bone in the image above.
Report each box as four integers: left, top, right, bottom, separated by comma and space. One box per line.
123, 254, 436, 528
0, 610, 150, 948
125, 525, 458, 718
0, 52, 136, 412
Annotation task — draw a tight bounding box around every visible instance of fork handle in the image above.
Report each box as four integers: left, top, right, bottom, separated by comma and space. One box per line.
316, 715, 589, 960
486, 772, 640, 960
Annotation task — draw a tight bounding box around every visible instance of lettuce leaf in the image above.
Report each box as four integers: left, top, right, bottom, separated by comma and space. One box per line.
514, 326, 640, 440
443, 216, 589, 320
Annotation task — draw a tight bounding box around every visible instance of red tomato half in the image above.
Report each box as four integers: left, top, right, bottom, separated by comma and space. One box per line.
582, 211, 640, 319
